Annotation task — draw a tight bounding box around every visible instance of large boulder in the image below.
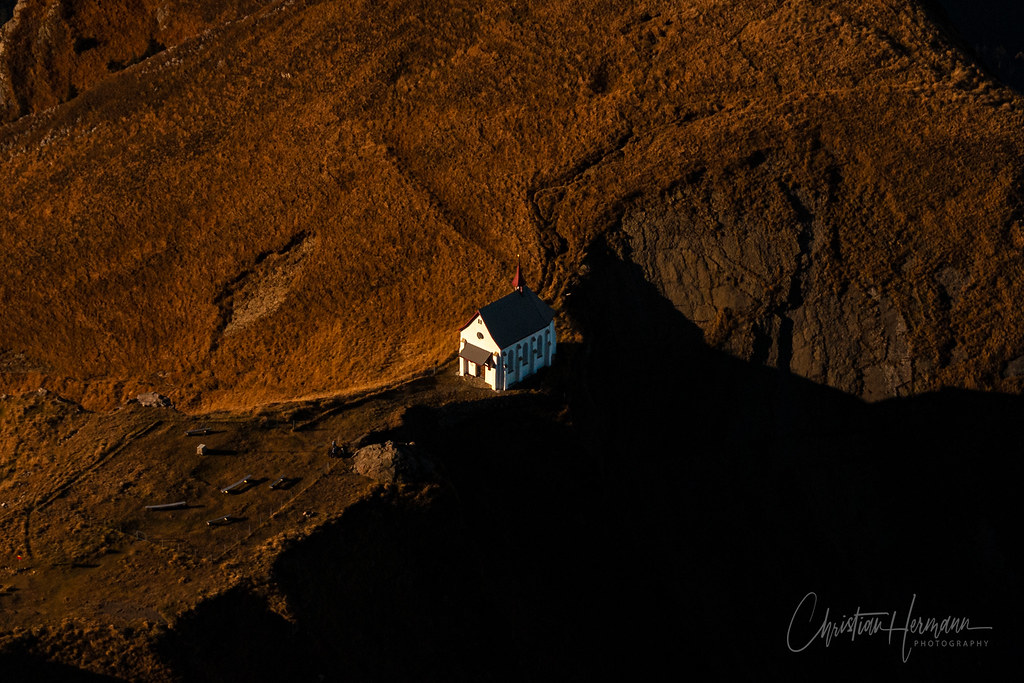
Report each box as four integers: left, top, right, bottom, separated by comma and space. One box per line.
136, 392, 172, 408
351, 441, 432, 484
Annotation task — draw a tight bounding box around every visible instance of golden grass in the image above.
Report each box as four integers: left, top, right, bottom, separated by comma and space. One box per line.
0, 0, 1022, 409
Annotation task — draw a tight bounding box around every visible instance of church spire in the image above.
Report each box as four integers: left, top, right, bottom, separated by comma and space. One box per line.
512, 255, 526, 293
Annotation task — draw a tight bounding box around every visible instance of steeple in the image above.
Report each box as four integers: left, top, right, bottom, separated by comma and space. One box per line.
512, 255, 526, 293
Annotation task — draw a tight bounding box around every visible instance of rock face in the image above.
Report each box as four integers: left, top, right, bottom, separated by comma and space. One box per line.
352, 441, 432, 485
617, 170, 918, 400
605, 104, 1019, 401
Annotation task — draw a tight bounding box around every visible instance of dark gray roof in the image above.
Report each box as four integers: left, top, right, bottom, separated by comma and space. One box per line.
459, 342, 493, 366
478, 286, 555, 349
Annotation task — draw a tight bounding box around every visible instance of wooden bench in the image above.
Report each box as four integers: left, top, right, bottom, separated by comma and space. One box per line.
220, 474, 255, 494
206, 515, 237, 527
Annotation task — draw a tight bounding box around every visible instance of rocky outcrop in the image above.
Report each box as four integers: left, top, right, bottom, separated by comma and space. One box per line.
0, 0, 264, 122
352, 441, 433, 484
617, 168, 918, 400
135, 391, 171, 408
586, 91, 1024, 401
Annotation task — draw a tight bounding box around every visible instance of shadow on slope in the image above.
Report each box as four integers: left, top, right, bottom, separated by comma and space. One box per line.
153, 488, 494, 682
0, 654, 119, 681
1, 1, 15, 26
924, 0, 1024, 91
557, 235, 1023, 677
269, 491, 492, 682
149, 237, 1021, 680
153, 588, 302, 682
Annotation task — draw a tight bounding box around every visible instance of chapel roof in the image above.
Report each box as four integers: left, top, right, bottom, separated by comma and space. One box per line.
475, 285, 555, 349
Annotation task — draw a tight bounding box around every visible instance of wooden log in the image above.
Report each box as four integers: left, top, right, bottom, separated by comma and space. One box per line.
144, 501, 187, 511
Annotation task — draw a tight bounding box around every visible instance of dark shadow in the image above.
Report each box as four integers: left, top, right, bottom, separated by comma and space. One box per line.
145, 491, 493, 679
543, 235, 1023, 678
0, 653, 118, 681
0, 1, 15, 27
201, 447, 238, 456
185, 429, 227, 437
153, 588, 309, 681
106, 38, 166, 74
123, 237, 1021, 680
326, 235, 1021, 679
922, 0, 1024, 92
269, 493, 493, 682
205, 515, 245, 527
72, 37, 99, 55
396, 393, 616, 681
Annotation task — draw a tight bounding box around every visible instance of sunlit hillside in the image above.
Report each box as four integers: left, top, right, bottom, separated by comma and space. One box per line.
1, 0, 1022, 411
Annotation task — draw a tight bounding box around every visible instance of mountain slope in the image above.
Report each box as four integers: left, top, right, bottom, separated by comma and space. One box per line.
0, 0, 269, 121
1, 0, 1022, 410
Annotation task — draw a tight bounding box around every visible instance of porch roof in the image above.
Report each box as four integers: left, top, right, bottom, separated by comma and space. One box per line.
459, 342, 493, 366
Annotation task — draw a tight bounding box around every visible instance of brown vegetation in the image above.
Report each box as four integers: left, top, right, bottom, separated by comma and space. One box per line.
0, 0, 267, 121
1, 0, 1022, 411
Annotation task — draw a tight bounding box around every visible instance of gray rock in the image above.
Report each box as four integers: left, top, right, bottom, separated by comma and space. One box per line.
351, 441, 432, 484
137, 392, 172, 408
618, 179, 924, 401
1003, 356, 1024, 379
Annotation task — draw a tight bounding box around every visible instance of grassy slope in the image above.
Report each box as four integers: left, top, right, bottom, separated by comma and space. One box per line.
0, 0, 269, 121
1, 0, 1022, 411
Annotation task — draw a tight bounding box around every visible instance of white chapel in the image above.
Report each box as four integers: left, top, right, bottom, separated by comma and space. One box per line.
457, 264, 556, 390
